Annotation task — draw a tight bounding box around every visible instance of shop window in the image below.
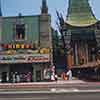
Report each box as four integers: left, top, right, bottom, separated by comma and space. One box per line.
16, 24, 25, 40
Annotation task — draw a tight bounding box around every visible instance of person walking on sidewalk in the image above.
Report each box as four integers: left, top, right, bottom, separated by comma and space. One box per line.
51, 73, 55, 81
66, 69, 72, 80
55, 74, 58, 81
50, 65, 56, 81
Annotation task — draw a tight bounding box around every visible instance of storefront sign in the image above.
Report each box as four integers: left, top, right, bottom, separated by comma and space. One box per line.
1, 44, 33, 49
0, 54, 50, 64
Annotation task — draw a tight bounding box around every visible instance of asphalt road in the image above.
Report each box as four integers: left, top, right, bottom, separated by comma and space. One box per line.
0, 92, 100, 100
0, 82, 100, 100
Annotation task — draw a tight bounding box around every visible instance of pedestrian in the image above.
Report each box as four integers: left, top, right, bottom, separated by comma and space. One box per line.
16, 73, 20, 83
51, 75, 55, 81
12, 73, 16, 83
55, 74, 58, 81
27, 72, 32, 82
51, 73, 55, 81
15, 72, 19, 83
61, 72, 67, 80
9, 72, 13, 83
66, 69, 72, 80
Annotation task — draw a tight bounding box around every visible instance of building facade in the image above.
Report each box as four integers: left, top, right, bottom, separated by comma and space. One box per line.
0, 0, 53, 82
59, 0, 100, 79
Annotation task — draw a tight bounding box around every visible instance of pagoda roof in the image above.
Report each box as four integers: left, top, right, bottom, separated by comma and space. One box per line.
66, 0, 97, 27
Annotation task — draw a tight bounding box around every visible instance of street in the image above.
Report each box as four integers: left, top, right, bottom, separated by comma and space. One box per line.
0, 92, 100, 100
0, 80, 100, 100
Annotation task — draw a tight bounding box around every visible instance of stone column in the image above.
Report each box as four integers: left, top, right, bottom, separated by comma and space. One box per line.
67, 51, 72, 69
85, 43, 88, 63
75, 42, 78, 65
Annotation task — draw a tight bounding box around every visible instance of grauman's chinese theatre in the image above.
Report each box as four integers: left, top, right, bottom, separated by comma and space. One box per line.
60, 0, 100, 79
0, 0, 53, 82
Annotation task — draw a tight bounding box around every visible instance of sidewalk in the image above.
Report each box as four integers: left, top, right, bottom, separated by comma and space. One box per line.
0, 79, 85, 90
0, 79, 99, 91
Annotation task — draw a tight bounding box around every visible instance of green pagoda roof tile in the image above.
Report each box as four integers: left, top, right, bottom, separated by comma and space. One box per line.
66, 0, 97, 27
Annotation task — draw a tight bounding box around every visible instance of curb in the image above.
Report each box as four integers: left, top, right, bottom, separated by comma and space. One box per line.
0, 89, 100, 94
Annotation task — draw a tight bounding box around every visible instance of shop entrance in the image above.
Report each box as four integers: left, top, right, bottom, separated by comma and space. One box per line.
1, 72, 7, 83
36, 70, 41, 82
9, 63, 33, 83
0, 64, 9, 83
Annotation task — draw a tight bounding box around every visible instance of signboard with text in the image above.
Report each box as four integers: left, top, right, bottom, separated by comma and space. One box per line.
0, 54, 50, 64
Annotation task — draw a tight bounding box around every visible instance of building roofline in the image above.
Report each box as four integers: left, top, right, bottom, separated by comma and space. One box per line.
65, 20, 100, 28
66, 0, 97, 27
2, 14, 51, 19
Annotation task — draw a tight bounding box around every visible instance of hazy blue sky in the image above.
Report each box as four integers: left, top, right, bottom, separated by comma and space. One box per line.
1, 0, 100, 28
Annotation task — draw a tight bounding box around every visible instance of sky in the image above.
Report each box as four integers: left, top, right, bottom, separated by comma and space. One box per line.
1, 0, 100, 28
